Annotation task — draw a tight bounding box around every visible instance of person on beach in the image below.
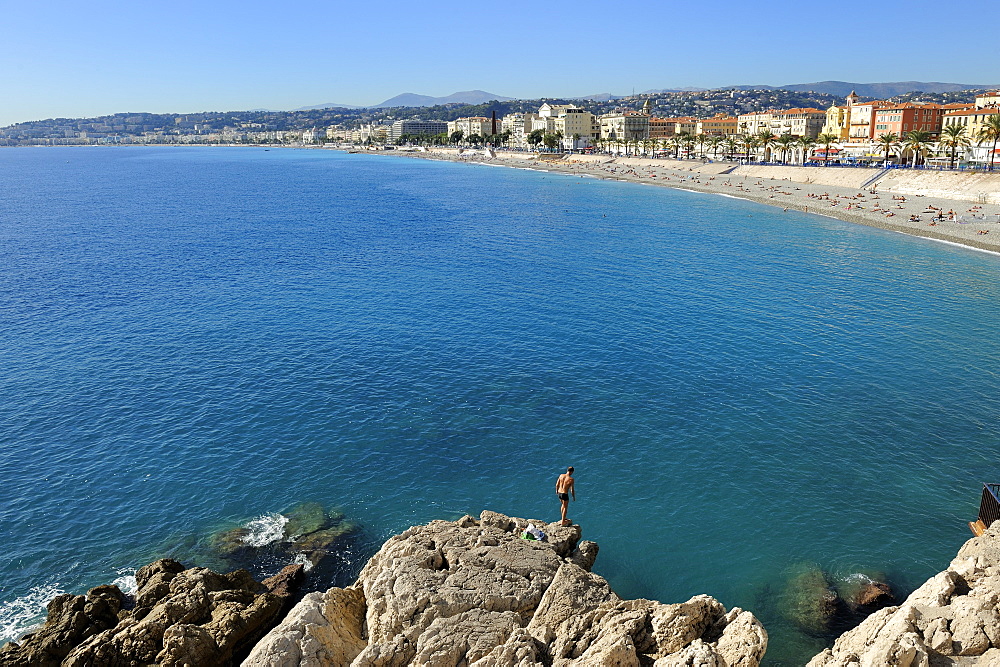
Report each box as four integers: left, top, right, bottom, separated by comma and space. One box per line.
556, 467, 576, 526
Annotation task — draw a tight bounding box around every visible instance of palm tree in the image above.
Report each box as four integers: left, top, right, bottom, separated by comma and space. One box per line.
695, 134, 707, 158
875, 132, 899, 166
938, 125, 970, 170
774, 133, 796, 164
740, 133, 755, 162
706, 135, 723, 160
756, 130, 777, 162
977, 114, 1000, 171
677, 131, 693, 159
797, 135, 816, 164
658, 136, 671, 157
816, 133, 839, 166
723, 136, 739, 160
902, 130, 934, 168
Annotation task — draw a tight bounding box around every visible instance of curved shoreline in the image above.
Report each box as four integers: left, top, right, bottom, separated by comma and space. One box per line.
358, 148, 1000, 256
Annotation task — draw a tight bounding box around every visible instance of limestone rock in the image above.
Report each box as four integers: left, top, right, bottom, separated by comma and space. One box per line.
242, 587, 367, 666
808, 520, 1000, 665
257, 510, 767, 667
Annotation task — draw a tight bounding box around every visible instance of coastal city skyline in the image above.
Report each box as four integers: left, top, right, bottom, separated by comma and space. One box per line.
3, 0, 999, 128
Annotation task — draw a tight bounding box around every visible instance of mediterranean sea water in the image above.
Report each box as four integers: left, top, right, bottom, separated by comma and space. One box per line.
2, 146, 999, 664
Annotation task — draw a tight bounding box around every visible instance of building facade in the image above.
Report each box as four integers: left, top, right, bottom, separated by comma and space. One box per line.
599, 110, 650, 142
769, 108, 826, 137
696, 114, 738, 136
390, 120, 448, 141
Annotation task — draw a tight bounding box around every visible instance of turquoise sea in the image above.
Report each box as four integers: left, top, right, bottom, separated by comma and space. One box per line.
2, 146, 999, 664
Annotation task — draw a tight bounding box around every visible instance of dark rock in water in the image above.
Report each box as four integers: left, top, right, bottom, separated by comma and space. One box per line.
850, 580, 895, 617
0, 585, 125, 666
781, 564, 841, 634
0, 558, 302, 667
263, 563, 306, 601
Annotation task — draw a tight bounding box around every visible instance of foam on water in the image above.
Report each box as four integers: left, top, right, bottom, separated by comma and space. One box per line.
0, 584, 65, 645
241, 514, 290, 548
112, 568, 138, 596
292, 553, 315, 572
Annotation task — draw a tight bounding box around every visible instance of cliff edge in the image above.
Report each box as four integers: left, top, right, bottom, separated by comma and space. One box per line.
809, 521, 1000, 666
243, 510, 767, 666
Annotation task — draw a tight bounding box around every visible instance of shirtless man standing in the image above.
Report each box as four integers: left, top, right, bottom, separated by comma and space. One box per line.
555, 467, 575, 526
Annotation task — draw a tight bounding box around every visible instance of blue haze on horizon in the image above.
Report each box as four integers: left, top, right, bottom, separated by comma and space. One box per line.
1, 0, 999, 127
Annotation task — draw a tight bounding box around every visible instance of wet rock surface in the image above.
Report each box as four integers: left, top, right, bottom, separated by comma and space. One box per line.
0, 559, 303, 667
245, 510, 769, 666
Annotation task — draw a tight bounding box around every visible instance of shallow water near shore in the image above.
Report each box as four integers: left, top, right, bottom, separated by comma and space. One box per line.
2, 146, 1000, 664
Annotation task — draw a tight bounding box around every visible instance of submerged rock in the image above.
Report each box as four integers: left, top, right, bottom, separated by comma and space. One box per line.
809, 521, 1000, 665
782, 564, 842, 634
158, 501, 360, 586
0, 558, 303, 667
244, 510, 768, 666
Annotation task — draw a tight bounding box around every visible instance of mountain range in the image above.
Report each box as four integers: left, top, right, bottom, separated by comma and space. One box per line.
373, 90, 513, 108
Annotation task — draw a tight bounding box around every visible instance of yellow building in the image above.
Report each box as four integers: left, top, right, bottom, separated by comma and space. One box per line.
821, 106, 850, 139
553, 108, 596, 148
942, 105, 1000, 144
696, 114, 738, 136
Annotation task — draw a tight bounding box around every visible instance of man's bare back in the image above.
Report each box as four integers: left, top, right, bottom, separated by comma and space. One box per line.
556, 474, 574, 496
556, 467, 575, 526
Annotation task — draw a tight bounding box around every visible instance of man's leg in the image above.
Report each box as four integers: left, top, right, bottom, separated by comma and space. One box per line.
560, 498, 568, 524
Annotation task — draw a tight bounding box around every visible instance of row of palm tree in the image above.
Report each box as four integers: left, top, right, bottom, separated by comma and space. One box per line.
591, 114, 1000, 170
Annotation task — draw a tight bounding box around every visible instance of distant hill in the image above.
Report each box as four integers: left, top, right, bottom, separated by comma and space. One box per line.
641, 87, 708, 94
718, 81, 996, 97
373, 90, 512, 108
292, 102, 360, 111
572, 93, 623, 102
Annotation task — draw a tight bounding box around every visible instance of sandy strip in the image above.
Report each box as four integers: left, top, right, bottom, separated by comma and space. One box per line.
358, 149, 1000, 255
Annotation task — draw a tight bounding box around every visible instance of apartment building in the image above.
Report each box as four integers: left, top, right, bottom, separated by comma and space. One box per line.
872, 104, 948, 139
599, 110, 650, 142
390, 119, 448, 141
696, 114, 738, 136
447, 117, 495, 138
769, 108, 826, 137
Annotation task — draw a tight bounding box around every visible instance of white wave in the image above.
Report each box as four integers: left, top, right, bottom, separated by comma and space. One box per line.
241, 513, 289, 547
0, 583, 65, 644
292, 553, 314, 572
841, 572, 875, 585
112, 567, 138, 595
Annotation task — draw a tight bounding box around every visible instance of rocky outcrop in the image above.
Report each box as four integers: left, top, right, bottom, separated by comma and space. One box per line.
245, 510, 768, 666
0, 585, 125, 667
808, 521, 1000, 666
0, 558, 303, 667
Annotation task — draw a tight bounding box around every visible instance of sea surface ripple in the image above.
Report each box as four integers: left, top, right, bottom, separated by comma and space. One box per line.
2, 147, 999, 664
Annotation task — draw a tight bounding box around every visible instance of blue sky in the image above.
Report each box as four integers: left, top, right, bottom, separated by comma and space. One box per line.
2, 0, 998, 126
